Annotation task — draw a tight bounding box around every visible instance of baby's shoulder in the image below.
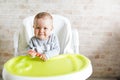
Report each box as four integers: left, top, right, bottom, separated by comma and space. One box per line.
51, 33, 57, 37
50, 33, 58, 39
30, 36, 38, 40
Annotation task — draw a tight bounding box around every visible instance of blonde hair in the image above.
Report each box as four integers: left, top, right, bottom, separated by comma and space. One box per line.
33, 12, 53, 28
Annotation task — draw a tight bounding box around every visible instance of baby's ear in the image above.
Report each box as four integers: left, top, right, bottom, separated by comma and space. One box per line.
51, 27, 53, 30
51, 26, 53, 30
50, 27, 53, 31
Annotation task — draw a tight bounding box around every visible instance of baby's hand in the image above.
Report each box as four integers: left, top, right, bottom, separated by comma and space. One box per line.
40, 54, 47, 61
28, 50, 37, 58
28, 50, 46, 61
28, 50, 42, 58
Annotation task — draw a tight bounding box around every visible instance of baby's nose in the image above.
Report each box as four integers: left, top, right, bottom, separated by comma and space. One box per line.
39, 28, 44, 32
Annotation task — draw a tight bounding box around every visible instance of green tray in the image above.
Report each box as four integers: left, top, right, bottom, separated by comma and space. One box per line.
4, 54, 90, 77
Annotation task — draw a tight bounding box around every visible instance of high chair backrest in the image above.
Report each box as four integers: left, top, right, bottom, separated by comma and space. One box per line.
22, 14, 74, 54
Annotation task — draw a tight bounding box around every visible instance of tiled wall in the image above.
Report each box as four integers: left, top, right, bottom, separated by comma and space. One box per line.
0, 0, 120, 78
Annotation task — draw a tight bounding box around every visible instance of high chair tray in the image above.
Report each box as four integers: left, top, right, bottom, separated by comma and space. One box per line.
3, 54, 92, 80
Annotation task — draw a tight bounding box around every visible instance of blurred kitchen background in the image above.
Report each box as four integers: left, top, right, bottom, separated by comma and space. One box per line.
0, 0, 120, 80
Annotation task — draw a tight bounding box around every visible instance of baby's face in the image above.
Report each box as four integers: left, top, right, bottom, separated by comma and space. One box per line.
34, 18, 53, 40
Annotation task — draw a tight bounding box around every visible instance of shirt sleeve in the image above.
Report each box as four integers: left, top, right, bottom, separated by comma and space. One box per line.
45, 34, 60, 59
27, 37, 37, 51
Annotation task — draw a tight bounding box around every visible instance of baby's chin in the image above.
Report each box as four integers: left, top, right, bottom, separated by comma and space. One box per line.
36, 36, 48, 40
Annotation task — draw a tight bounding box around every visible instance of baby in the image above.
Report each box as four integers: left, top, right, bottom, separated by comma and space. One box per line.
28, 12, 60, 61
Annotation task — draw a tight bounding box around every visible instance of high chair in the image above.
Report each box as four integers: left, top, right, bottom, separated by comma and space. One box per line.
2, 14, 92, 80
14, 14, 79, 56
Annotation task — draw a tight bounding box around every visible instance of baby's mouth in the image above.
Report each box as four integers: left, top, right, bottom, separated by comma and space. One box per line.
39, 33, 44, 35
38, 34, 44, 36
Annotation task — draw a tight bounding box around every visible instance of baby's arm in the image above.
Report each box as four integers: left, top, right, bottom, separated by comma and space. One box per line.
45, 34, 60, 59
27, 37, 41, 58
28, 50, 47, 61
28, 49, 41, 58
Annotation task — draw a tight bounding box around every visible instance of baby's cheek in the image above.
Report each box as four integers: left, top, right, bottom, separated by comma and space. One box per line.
34, 29, 38, 34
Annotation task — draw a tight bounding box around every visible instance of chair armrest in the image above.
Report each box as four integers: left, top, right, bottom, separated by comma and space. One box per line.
13, 31, 19, 56
72, 28, 79, 53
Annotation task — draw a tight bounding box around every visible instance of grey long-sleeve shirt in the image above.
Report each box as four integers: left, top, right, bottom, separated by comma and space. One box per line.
28, 34, 60, 59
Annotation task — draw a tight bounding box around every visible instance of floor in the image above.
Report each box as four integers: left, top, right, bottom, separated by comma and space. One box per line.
87, 78, 117, 80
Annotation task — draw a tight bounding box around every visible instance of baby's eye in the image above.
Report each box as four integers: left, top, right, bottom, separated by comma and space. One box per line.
44, 27, 48, 30
35, 27, 40, 29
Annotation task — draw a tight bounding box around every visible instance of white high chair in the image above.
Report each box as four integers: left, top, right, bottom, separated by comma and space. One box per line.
2, 14, 92, 80
14, 14, 79, 56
